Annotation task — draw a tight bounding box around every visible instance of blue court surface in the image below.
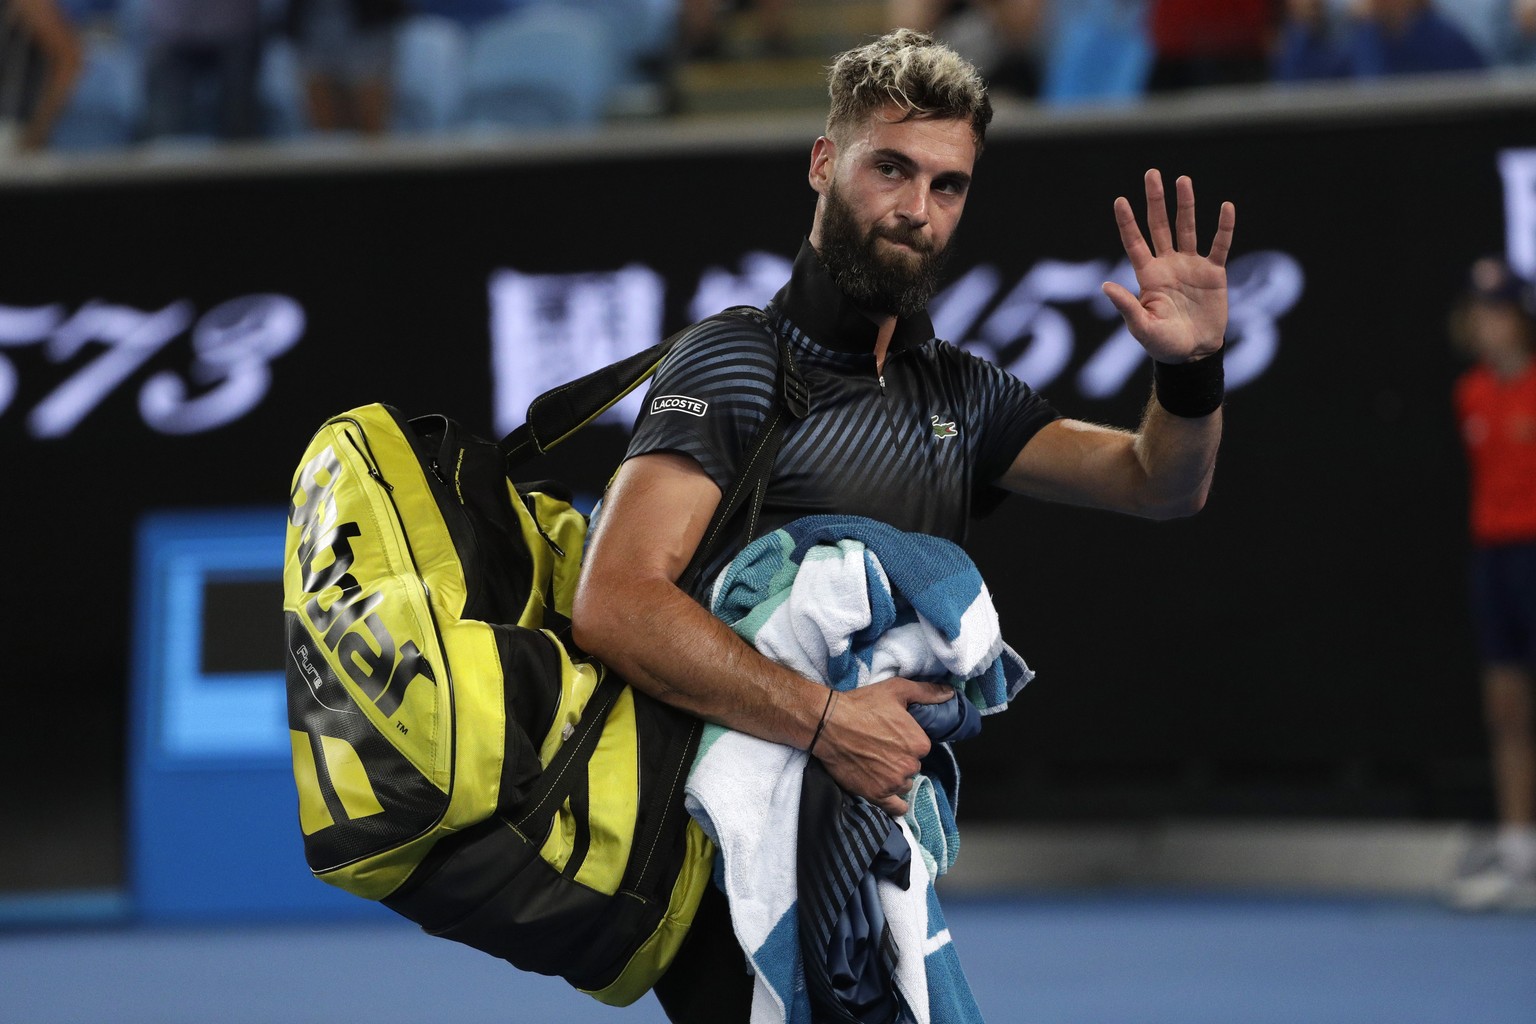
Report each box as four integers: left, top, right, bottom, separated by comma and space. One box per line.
4, 891, 1534, 1024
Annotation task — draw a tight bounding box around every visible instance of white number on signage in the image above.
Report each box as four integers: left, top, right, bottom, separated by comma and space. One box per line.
0, 294, 305, 438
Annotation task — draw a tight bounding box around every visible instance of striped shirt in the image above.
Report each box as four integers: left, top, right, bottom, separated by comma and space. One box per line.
627, 240, 1059, 590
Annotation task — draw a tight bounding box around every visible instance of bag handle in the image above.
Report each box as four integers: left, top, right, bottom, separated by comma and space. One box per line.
497, 339, 675, 468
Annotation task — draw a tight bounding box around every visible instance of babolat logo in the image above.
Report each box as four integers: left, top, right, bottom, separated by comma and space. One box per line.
651, 394, 708, 417
289, 440, 437, 718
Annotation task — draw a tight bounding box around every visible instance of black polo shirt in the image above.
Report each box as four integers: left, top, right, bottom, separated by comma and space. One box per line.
626, 240, 1059, 586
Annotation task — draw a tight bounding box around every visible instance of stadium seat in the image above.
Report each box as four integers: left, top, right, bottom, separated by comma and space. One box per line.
560, 0, 675, 77
411, 0, 521, 29
50, 37, 144, 151
392, 13, 470, 134
1041, 4, 1153, 107
112, 0, 146, 47
461, 5, 619, 132
259, 37, 307, 139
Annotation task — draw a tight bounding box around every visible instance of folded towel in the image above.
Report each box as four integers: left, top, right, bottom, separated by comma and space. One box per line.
686, 515, 1032, 1024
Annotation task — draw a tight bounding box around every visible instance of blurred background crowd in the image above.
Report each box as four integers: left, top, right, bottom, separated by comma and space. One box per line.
4, 0, 1536, 157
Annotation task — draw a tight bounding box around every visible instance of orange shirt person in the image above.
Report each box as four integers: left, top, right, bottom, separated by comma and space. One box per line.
1449, 255, 1536, 912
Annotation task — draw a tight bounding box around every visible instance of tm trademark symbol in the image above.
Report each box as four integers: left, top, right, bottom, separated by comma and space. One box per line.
395, 721, 409, 735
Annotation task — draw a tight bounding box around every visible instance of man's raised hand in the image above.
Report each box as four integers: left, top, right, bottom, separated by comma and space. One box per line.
1101, 168, 1235, 365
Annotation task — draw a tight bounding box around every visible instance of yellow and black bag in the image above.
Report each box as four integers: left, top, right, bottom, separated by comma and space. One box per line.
282, 310, 806, 1004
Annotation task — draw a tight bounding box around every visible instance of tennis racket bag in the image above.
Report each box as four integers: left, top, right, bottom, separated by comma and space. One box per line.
281, 310, 801, 1005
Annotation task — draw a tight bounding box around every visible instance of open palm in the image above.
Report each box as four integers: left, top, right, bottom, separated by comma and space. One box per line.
1102, 169, 1236, 364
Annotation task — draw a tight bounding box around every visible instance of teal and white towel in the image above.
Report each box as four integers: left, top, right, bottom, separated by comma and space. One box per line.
685, 515, 1032, 1024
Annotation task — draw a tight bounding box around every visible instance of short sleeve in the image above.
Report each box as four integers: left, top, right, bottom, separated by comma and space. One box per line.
961, 351, 1060, 485
624, 315, 780, 491
950, 348, 1060, 515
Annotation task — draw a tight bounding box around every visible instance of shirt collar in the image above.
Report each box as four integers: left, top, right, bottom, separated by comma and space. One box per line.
767, 239, 936, 357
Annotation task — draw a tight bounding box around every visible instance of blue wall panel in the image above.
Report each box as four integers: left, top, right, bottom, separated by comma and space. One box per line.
130, 509, 390, 922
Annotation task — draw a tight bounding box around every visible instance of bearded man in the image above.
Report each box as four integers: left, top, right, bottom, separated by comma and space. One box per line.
572, 28, 1235, 1023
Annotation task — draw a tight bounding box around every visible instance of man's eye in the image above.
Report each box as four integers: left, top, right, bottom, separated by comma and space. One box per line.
876, 163, 900, 177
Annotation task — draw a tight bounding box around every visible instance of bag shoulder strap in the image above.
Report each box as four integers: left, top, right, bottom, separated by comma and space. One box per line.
496, 306, 808, 586
677, 307, 807, 594
498, 306, 799, 466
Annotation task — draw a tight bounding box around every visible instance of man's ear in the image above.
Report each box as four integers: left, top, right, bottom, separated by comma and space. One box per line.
808, 136, 835, 196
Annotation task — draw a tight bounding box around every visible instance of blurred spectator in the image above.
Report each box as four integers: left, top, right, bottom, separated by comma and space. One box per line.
1145, 0, 1277, 91
1275, 0, 1486, 81
887, 0, 1048, 97
1521, 0, 1536, 52
0, 0, 85, 152
1495, 0, 1536, 62
680, 0, 789, 59
285, 0, 405, 135
1344, 0, 1487, 73
1432, 0, 1509, 61
1425, 0, 1536, 65
1273, 0, 1351, 77
414, 0, 529, 28
142, 0, 266, 140
1447, 256, 1536, 912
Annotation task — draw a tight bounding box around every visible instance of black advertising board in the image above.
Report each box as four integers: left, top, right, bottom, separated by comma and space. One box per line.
5, 91, 1536, 892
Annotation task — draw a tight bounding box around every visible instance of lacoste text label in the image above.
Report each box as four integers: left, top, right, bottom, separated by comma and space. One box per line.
651, 395, 708, 417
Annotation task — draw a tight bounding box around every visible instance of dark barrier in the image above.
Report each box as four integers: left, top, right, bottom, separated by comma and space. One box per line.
5, 86, 1536, 894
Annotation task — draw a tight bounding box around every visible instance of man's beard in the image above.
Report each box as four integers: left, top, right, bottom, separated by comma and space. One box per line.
815, 182, 952, 319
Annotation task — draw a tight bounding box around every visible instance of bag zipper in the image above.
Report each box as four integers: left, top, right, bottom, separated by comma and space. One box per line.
325, 415, 459, 849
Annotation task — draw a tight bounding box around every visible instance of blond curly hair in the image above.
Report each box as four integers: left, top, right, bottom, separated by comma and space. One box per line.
825, 29, 993, 151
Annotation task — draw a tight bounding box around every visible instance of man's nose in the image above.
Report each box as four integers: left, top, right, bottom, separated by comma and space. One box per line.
896, 183, 930, 227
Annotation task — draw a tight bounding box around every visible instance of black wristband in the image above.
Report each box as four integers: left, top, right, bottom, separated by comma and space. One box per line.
1153, 346, 1225, 418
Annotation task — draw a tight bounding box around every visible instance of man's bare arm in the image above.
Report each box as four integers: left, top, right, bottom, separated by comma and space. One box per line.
1001, 169, 1230, 517
570, 452, 954, 814
999, 401, 1220, 519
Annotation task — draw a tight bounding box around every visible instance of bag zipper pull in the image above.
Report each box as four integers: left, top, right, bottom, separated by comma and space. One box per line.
344, 431, 393, 492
